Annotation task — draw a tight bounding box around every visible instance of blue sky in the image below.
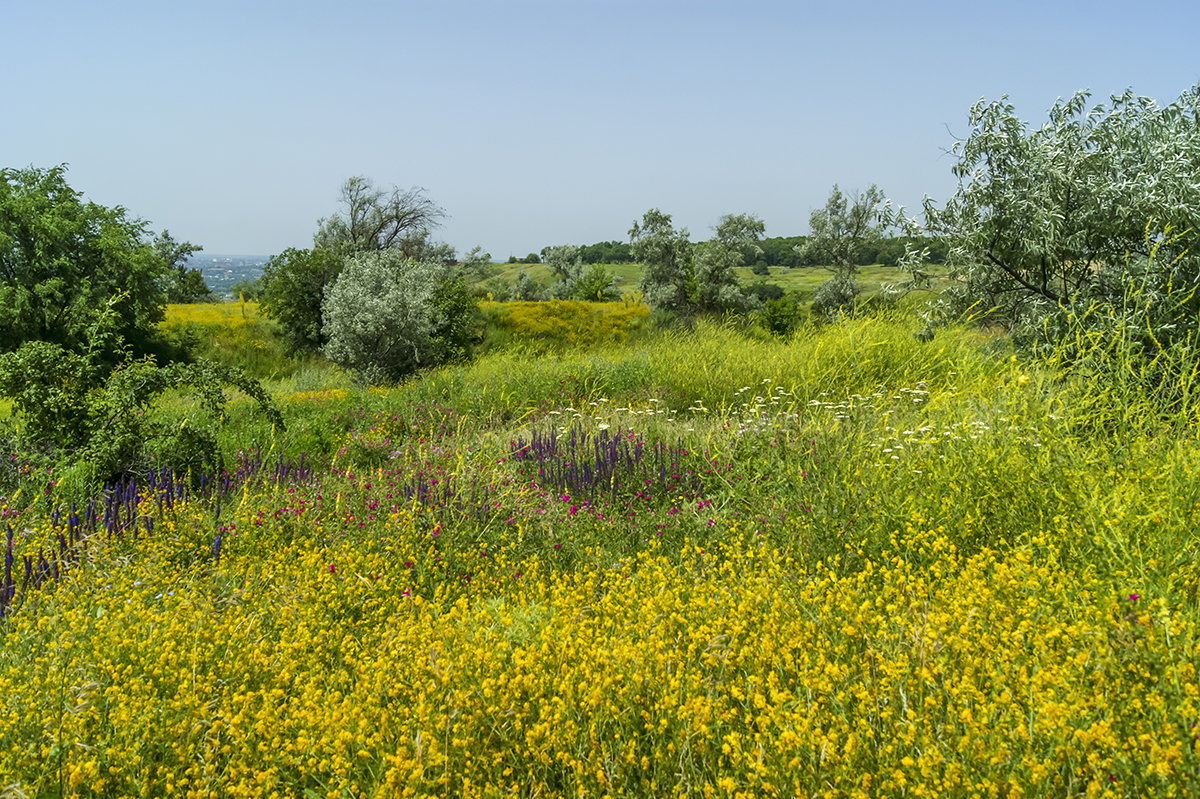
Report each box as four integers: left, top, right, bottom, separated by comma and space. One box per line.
5, 0, 1199, 258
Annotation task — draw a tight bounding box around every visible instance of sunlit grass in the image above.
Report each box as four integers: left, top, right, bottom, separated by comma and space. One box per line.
160, 301, 325, 380
3, 310, 1200, 795
483, 261, 950, 301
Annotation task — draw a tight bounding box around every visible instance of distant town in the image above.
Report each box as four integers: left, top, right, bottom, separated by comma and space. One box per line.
190, 255, 268, 300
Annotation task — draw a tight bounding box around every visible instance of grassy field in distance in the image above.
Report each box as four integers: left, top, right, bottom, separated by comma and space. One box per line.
483, 261, 949, 300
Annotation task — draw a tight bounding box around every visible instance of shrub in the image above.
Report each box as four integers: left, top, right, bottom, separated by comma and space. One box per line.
811, 275, 860, 317
321, 251, 476, 385
758, 293, 805, 337
0, 340, 282, 488
259, 247, 344, 352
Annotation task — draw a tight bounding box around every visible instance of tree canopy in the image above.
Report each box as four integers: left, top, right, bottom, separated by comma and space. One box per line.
797, 185, 899, 314
262, 176, 454, 352
0, 165, 168, 359
927, 84, 1200, 334
321, 251, 479, 385
630, 209, 693, 314
258, 246, 344, 352
0, 165, 280, 486
153, 229, 216, 304
694, 213, 763, 313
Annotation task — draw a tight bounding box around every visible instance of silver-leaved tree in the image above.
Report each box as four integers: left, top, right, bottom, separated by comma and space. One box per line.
796, 185, 900, 315
926, 85, 1200, 345
321, 250, 479, 385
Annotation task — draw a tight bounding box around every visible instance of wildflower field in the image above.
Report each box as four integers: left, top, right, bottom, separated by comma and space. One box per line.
2, 312, 1200, 797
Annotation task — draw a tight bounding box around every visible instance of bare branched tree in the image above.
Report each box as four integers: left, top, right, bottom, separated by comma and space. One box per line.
314, 176, 446, 254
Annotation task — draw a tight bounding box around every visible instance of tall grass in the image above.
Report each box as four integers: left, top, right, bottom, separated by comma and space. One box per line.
160, 301, 323, 380
3, 308, 1200, 795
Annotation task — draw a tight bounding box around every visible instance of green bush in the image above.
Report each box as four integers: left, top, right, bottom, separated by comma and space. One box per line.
321, 251, 476, 385
0, 341, 283, 491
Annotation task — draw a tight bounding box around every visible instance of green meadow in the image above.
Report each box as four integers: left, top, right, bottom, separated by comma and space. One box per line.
2, 301, 1198, 796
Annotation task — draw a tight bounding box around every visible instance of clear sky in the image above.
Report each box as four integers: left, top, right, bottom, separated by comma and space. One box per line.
5, 0, 1199, 258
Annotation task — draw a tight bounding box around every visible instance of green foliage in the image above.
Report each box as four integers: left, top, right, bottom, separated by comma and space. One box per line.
0, 165, 169, 360
694, 213, 763, 313
259, 247, 344, 352
321, 251, 468, 385
544, 245, 584, 299
569, 263, 622, 302
757, 292, 806, 337
579, 240, 634, 263
798, 185, 902, 315
759, 235, 808, 267
1033, 226, 1200, 416
811, 274, 861, 317
0, 341, 96, 451
510, 270, 545, 301
428, 276, 485, 365
757, 233, 946, 269
229, 276, 264, 301
927, 85, 1200, 334
460, 246, 492, 279
263, 176, 454, 357
798, 185, 894, 274
153, 230, 215, 304
544, 246, 621, 301
401, 230, 456, 264
0, 340, 283, 486
630, 208, 693, 314
744, 281, 785, 303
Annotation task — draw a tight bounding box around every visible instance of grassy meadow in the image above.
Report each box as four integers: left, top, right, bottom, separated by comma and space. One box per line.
484, 261, 945, 303
2, 301, 1200, 796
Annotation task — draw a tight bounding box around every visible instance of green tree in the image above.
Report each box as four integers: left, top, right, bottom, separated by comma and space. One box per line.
797, 185, 897, 314
259, 247, 344, 351
544, 245, 584, 299
427, 276, 484, 365
0, 299, 281, 485
510, 270, 544, 301
401, 230, 456, 263
321, 251, 472, 385
758, 292, 805, 337
263, 176, 454, 353
230, 276, 264, 301
630, 209, 693, 314
153, 229, 216, 303
461, 246, 492, 278
579, 240, 634, 264
759, 236, 807, 267
694, 213, 763, 313
926, 85, 1200, 339
570, 264, 621, 301
0, 165, 168, 359
0, 167, 280, 491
